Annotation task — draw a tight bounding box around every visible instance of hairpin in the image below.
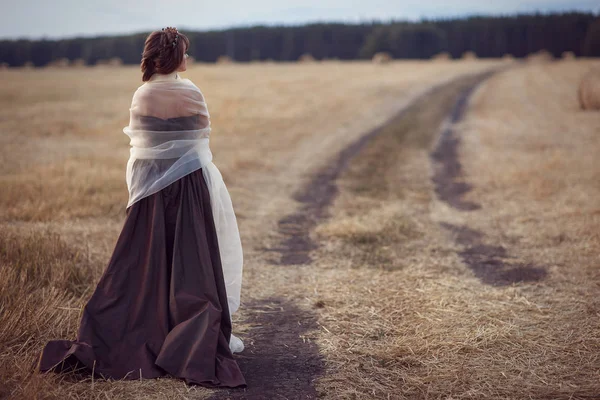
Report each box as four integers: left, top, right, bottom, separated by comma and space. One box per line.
162, 27, 179, 48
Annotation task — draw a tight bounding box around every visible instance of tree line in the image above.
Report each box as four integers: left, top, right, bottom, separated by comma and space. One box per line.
0, 12, 598, 67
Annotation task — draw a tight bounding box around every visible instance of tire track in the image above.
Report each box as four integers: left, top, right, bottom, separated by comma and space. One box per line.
209, 297, 324, 399
269, 70, 498, 266
225, 67, 540, 398
430, 69, 548, 285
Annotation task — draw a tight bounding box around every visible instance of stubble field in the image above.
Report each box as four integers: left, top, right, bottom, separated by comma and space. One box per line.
1, 58, 598, 399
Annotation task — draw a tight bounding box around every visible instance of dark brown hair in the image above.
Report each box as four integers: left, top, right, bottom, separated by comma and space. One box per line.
140, 28, 190, 82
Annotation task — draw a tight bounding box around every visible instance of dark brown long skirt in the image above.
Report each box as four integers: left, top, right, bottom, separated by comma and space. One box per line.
38, 167, 247, 388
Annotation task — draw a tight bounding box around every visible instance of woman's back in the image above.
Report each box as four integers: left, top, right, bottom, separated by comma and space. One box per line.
38, 27, 246, 389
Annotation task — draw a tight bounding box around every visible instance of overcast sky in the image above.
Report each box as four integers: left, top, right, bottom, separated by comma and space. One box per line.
1, 0, 598, 40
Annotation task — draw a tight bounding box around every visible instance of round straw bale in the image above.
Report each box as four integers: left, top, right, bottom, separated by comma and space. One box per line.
526, 50, 553, 63
298, 53, 316, 63
71, 58, 86, 67
47, 58, 70, 68
461, 51, 477, 60
431, 52, 451, 61
578, 67, 600, 110
107, 57, 122, 66
216, 55, 233, 64
561, 51, 576, 60
372, 52, 392, 64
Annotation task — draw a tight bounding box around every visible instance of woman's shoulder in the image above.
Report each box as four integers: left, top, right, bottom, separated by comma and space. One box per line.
131, 78, 199, 94
180, 78, 203, 92
180, 78, 206, 101
129, 85, 146, 106
129, 77, 206, 108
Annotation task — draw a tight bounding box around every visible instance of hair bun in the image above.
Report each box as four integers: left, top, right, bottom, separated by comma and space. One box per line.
162, 27, 179, 48
141, 28, 188, 81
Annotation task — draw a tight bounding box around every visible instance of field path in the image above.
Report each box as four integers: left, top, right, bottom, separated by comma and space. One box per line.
430, 68, 548, 286
210, 67, 503, 399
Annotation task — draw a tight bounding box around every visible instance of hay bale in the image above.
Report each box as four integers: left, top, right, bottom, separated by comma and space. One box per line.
93, 58, 121, 67
216, 55, 233, 64
461, 51, 477, 60
298, 53, 316, 63
431, 52, 451, 61
561, 51, 576, 60
107, 57, 122, 66
47, 58, 70, 68
526, 50, 553, 63
578, 67, 600, 110
372, 52, 392, 64
71, 58, 86, 67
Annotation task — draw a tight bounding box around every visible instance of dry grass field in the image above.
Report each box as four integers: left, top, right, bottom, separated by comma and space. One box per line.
1, 57, 598, 399
306, 59, 600, 399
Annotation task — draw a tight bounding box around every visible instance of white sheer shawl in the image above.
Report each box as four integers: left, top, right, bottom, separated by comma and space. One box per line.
122, 72, 244, 353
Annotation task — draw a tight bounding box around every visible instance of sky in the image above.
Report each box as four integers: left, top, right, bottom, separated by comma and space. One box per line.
1, 0, 598, 40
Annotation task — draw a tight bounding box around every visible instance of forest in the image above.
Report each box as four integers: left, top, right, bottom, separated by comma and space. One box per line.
0, 11, 598, 66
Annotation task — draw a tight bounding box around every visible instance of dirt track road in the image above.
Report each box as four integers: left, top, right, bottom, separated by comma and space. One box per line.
210, 68, 502, 399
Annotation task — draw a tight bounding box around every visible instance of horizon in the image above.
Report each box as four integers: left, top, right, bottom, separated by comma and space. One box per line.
1, 0, 599, 41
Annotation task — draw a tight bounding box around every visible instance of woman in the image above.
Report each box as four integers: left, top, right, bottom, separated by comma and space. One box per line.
38, 27, 247, 389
